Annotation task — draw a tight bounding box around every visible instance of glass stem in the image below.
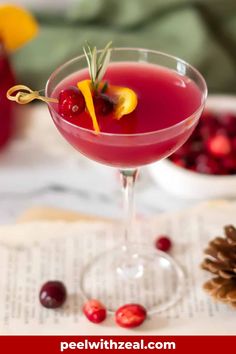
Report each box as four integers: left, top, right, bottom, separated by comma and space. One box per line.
120, 168, 138, 248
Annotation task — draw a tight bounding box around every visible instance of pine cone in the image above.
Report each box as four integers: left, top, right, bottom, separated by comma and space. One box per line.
201, 225, 236, 308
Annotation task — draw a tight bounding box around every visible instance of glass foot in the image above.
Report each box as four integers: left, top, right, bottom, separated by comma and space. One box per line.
80, 243, 185, 314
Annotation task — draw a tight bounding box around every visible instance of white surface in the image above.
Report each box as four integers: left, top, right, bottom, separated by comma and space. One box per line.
149, 95, 236, 199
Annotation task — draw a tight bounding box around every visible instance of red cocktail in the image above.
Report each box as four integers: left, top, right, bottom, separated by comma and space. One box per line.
50, 62, 202, 167
46, 48, 207, 313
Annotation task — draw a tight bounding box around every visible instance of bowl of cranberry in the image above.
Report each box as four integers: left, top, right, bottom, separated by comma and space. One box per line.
149, 95, 236, 199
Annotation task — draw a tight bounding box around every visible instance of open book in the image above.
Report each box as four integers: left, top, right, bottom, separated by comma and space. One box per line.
0, 201, 236, 334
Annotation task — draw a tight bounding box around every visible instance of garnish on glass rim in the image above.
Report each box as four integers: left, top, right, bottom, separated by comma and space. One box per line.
6, 41, 138, 134
83, 41, 112, 92
78, 42, 138, 133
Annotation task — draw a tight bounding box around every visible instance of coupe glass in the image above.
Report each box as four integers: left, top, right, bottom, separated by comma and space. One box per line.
45, 48, 207, 314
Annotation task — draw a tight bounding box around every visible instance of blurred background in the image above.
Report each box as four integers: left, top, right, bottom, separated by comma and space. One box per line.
11, 0, 236, 93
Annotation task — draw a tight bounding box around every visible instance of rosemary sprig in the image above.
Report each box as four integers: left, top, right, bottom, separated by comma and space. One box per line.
83, 41, 112, 91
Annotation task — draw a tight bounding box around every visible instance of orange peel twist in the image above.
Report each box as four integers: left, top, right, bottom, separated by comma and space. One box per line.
77, 80, 138, 133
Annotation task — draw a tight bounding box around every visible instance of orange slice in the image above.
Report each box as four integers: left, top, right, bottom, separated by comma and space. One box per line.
77, 80, 100, 133
109, 86, 138, 120
0, 4, 38, 52
77, 80, 138, 132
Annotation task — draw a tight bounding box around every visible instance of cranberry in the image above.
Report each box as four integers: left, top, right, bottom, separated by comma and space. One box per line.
168, 109, 236, 175
195, 154, 220, 175
206, 134, 231, 158
170, 157, 187, 168
201, 110, 219, 126
231, 137, 236, 152
173, 144, 190, 158
201, 110, 217, 121
199, 125, 213, 139
219, 113, 236, 133
58, 86, 85, 118
201, 111, 219, 124
115, 304, 147, 328
93, 94, 114, 115
155, 235, 172, 252
199, 112, 219, 138
222, 156, 236, 172
191, 128, 201, 140
83, 299, 106, 324
171, 152, 196, 169
189, 141, 203, 155
39, 281, 67, 309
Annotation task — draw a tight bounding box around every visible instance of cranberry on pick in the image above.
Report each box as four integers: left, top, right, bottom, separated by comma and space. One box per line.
155, 235, 172, 252
115, 303, 147, 328
58, 86, 85, 118
39, 280, 67, 309
93, 94, 114, 115
83, 299, 107, 324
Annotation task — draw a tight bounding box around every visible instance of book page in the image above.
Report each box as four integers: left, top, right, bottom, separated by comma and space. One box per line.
0, 201, 236, 334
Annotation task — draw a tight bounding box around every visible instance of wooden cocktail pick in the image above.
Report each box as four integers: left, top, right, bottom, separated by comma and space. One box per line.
201, 225, 236, 308
7, 85, 58, 104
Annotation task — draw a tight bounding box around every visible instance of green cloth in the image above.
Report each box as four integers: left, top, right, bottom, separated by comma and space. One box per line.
12, 0, 236, 93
